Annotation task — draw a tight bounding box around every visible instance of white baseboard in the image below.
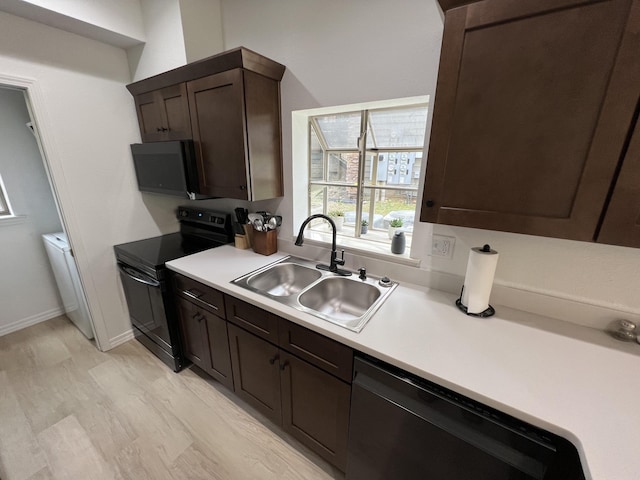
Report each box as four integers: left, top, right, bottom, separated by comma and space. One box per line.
108, 329, 135, 349
0, 307, 64, 337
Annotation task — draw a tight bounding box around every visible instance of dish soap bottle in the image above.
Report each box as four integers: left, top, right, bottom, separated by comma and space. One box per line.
391, 231, 406, 254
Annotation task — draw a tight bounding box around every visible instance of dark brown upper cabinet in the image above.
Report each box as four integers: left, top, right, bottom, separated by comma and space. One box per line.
127, 47, 285, 201
188, 69, 283, 200
133, 84, 191, 142
598, 118, 640, 247
421, 0, 640, 246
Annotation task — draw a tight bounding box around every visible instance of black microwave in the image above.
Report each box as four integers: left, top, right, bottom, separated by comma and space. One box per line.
130, 141, 209, 199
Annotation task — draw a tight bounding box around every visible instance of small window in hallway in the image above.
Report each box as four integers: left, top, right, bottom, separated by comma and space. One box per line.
0, 173, 13, 217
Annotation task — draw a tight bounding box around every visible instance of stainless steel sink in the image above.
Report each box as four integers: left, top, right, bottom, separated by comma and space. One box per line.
246, 262, 321, 296
232, 256, 397, 332
298, 277, 381, 321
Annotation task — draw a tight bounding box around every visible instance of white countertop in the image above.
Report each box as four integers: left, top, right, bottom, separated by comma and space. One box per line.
167, 245, 640, 480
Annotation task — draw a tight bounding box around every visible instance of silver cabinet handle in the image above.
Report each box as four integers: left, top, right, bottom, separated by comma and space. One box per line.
183, 290, 202, 300
183, 290, 218, 311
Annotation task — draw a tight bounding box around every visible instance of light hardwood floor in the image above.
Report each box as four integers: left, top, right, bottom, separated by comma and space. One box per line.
0, 316, 344, 480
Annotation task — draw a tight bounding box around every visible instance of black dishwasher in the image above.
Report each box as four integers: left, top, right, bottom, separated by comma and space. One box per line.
347, 356, 584, 480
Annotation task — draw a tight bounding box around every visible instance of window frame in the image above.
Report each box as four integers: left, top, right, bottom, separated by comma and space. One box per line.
307, 103, 427, 245
0, 173, 14, 218
291, 95, 429, 263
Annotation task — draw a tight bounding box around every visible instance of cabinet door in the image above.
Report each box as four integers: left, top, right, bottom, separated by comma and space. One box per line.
176, 296, 233, 389
598, 120, 640, 247
134, 90, 165, 142
280, 352, 350, 471
188, 69, 249, 199
227, 324, 282, 424
176, 296, 210, 370
134, 84, 191, 142
159, 84, 192, 141
420, 0, 640, 241
204, 310, 234, 390
243, 70, 284, 200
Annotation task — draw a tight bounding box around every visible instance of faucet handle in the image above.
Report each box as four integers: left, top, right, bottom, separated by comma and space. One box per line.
335, 249, 346, 266
358, 267, 367, 280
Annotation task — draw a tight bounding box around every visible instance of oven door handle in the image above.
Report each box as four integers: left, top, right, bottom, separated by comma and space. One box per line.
118, 263, 160, 288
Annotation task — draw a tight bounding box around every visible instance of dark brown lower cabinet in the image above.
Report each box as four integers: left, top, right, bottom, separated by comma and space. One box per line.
175, 279, 352, 472
280, 352, 350, 471
227, 323, 351, 471
227, 323, 283, 424
175, 296, 233, 390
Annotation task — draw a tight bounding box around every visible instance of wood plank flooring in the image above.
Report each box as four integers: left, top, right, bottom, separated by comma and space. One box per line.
0, 316, 344, 480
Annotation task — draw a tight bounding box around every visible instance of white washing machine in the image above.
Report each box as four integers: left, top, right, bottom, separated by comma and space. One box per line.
42, 232, 94, 339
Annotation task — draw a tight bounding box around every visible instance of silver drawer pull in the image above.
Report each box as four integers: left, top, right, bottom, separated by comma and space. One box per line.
183, 290, 202, 300
183, 290, 218, 311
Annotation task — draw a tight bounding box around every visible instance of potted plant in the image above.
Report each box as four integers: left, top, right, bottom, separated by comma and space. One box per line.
388, 218, 403, 239
360, 219, 369, 234
328, 209, 345, 231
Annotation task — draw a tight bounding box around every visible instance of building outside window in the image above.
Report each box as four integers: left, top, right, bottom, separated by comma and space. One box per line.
306, 102, 428, 251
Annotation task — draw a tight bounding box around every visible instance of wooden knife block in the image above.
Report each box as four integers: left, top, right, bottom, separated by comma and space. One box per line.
252, 229, 277, 256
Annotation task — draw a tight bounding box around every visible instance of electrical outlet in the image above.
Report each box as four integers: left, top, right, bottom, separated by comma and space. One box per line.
432, 234, 455, 258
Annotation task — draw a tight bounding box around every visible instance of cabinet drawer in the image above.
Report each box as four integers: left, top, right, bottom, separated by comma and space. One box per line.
224, 295, 279, 343
173, 273, 225, 317
278, 319, 353, 383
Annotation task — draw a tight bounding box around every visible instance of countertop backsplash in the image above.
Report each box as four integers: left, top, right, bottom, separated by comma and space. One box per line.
277, 237, 640, 348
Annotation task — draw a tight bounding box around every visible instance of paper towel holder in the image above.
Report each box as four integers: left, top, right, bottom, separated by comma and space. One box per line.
456, 286, 495, 317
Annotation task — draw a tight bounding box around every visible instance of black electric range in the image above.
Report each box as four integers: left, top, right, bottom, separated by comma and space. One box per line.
114, 206, 234, 371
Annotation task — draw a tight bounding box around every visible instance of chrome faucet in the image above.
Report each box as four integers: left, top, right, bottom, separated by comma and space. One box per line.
295, 214, 352, 276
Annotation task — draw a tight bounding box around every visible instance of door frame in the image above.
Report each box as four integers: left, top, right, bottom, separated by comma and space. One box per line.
0, 72, 108, 350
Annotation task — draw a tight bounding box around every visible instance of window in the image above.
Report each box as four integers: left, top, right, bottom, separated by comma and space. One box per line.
0, 174, 13, 217
304, 101, 428, 252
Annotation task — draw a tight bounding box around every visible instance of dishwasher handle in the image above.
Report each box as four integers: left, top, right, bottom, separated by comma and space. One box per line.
118, 263, 160, 287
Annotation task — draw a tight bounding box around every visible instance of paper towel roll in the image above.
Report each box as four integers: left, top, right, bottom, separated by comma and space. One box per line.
461, 244, 498, 314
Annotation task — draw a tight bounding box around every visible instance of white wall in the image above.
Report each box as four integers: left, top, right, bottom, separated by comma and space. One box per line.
221, 0, 444, 230
220, 0, 640, 325
0, 11, 185, 348
0, 88, 63, 334
20, 0, 145, 40
0, 0, 224, 81
0, 0, 145, 47
127, 0, 187, 81
127, 0, 225, 81
179, 0, 224, 63
1, 0, 633, 346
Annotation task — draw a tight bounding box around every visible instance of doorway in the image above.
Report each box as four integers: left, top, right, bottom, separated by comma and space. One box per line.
0, 84, 96, 344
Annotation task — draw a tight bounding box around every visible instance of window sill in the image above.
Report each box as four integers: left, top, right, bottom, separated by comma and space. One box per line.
0, 214, 26, 226
299, 228, 421, 267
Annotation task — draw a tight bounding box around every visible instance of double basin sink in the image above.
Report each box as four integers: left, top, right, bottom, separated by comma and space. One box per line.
232, 256, 397, 332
